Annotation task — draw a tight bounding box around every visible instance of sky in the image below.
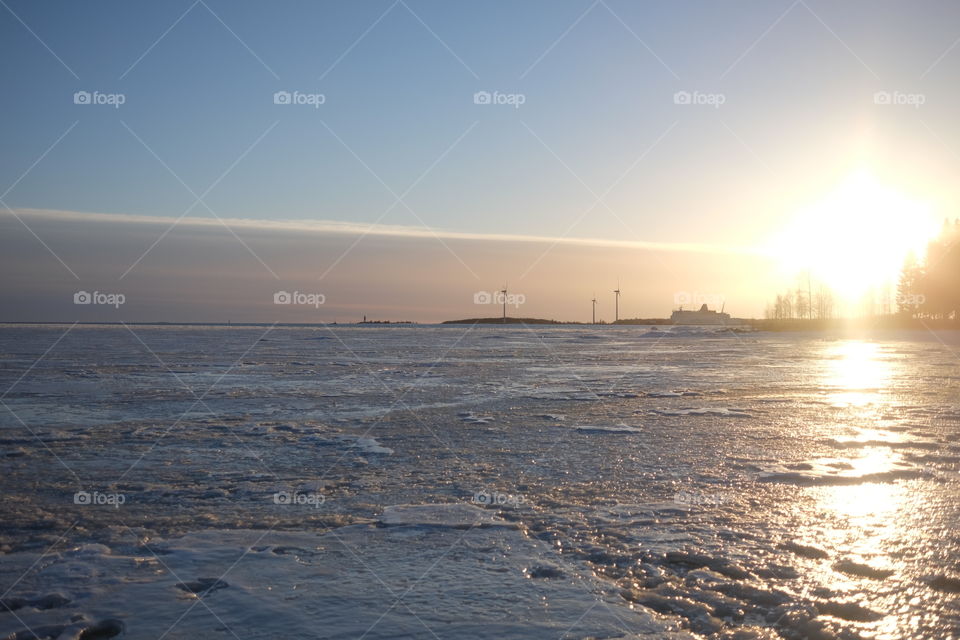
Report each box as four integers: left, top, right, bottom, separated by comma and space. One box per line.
2, 0, 960, 322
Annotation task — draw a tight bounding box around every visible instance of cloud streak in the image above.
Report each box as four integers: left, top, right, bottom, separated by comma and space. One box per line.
11, 208, 760, 256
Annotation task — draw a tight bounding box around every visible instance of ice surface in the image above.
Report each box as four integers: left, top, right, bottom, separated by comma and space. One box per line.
0, 525, 694, 639
2, 325, 960, 639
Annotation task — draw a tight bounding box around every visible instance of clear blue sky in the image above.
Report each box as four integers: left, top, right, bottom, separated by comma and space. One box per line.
3, 1, 960, 321
4, 1, 960, 241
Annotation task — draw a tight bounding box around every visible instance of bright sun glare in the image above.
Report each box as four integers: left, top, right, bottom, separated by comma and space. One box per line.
771, 171, 938, 302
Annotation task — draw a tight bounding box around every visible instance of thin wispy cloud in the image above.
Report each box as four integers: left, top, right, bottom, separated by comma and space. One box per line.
10, 208, 761, 257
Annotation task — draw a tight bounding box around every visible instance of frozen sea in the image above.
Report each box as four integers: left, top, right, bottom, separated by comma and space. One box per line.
1, 324, 959, 640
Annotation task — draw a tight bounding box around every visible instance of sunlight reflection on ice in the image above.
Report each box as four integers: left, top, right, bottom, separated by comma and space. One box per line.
802, 340, 929, 640
823, 341, 890, 407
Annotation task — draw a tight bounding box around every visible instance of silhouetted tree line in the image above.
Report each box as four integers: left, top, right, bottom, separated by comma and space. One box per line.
765, 274, 836, 320
898, 219, 960, 319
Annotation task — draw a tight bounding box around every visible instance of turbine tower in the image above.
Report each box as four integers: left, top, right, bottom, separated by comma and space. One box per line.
613, 280, 621, 323
501, 284, 508, 323
591, 294, 597, 324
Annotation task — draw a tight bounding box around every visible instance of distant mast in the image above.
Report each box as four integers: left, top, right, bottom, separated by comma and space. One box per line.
501, 284, 508, 323
613, 279, 621, 323
591, 294, 597, 324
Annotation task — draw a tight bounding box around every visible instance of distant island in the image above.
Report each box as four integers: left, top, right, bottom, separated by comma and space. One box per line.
445, 305, 742, 326
443, 317, 572, 325
444, 317, 693, 325
441, 315, 960, 331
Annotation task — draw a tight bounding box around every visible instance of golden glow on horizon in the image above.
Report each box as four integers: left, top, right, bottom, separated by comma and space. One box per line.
769, 171, 939, 302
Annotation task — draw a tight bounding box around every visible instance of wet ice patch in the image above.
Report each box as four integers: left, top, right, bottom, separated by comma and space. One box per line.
353, 437, 393, 455
1, 617, 125, 639
758, 459, 926, 486
929, 574, 960, 593
575, 424, 644, 434
596, 390, 641, 398
337, 435, 393, 455
650, 407, 752, 418
816, 599, 884, 622
646, 390, 703, 398
605, 501, 693, 519
524, 563, 565, 579
379, 504, 517, 529
833, 559, 894, 580
522, 387, 598, 402
457, 411, 494, 424
175, 577, 229, 596
824, 436, 940, 451
0, 593, 71, 612
534, 413, 565, 421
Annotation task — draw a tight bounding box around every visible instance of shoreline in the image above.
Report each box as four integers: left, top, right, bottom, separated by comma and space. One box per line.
1, 317, 958, 331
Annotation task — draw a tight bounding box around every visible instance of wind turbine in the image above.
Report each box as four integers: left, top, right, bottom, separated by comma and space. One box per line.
591, 294, 597, 324
613, 280, 621, 323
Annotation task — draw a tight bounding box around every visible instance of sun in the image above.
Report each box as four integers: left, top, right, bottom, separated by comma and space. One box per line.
769, 170, 938, 301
